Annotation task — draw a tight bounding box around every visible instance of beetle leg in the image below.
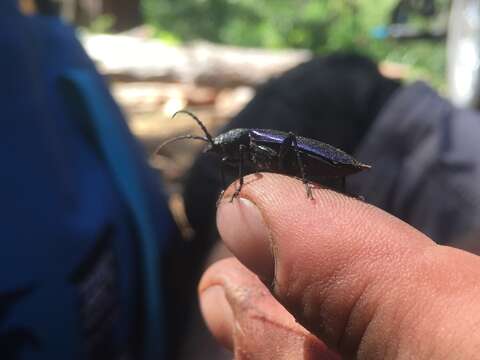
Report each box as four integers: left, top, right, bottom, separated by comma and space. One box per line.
216, 157, 229, 205
220, 156, 228, 189
280, 133, 313, 199
231, 144, 247, 202
248, 134, 259, 164
277, 135, 290, 170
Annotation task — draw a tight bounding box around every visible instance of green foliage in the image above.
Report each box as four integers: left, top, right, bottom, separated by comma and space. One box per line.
152, 28, 182, 45
384, 41, 446, 90
143, 0, 446, 88
144, 0, 363, 51
84, 14, 116, 34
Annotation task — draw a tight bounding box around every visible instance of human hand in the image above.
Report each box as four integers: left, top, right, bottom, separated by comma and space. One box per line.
199, 173, 480, 359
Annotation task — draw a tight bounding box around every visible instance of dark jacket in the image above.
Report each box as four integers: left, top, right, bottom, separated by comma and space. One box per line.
351, 82, 480, 249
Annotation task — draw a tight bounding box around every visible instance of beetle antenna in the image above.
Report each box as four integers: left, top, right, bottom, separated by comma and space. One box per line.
155, 135, 209, 154
172, 110, 215, 146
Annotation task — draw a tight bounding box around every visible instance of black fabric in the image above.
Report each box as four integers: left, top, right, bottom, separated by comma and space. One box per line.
350, 81, 480, 249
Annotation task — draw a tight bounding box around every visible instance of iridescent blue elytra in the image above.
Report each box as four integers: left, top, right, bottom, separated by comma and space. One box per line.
211, 128, 370, 182
157, 110, 371, 198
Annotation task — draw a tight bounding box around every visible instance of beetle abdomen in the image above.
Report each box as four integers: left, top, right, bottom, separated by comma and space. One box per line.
249, 129, 369, 178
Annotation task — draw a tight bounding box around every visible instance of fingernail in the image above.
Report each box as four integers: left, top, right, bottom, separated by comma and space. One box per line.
199, 285, 234, 350
216, 198, 274, 282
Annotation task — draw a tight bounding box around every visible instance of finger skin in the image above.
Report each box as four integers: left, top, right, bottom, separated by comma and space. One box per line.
216, 173, 480, 359
199, 257, 339, 360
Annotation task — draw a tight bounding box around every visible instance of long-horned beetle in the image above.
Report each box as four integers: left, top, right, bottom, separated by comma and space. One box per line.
156, 110, 371, 200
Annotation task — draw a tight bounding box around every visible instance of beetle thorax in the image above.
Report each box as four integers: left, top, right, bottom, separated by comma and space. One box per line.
210, 128, 250, 157
214, 128, 250, 145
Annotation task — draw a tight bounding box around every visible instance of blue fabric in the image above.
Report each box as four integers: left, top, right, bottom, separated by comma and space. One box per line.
0, 2, 175, 359
61, 70, 171, 360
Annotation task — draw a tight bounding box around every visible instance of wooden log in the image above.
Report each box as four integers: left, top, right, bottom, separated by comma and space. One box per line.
82, 33, 312, 87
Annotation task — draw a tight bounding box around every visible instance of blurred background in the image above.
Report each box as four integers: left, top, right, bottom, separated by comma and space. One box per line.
13, 1, 480, 359
20, 0, 459, 204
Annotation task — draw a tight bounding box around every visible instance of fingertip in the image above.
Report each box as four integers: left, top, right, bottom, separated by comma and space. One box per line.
216, 197, 275, 283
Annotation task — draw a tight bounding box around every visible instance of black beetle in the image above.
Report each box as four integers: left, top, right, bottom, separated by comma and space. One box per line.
157, 110, 371, 199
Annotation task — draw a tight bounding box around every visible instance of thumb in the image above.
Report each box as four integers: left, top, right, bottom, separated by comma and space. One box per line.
216, 173, 480, 359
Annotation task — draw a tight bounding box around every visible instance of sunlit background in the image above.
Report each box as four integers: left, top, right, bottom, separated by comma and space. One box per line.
17, 0, 457, 241
17, 0, 451, 191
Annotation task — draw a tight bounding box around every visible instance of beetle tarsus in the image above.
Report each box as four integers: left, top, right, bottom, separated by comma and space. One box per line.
229, 188, 241, 203
305, 182, 314, 199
